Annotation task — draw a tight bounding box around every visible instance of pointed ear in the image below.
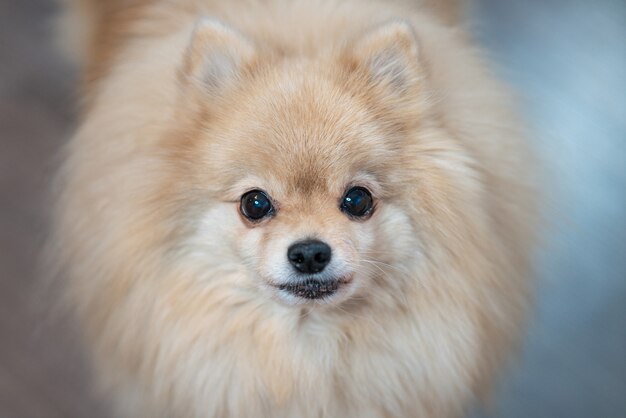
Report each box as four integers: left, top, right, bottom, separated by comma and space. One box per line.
181, 18, 256, 94
347, 20, 422, 96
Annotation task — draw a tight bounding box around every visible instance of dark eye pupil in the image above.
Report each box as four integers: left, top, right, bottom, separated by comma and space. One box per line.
241, 190, 273, 220
341, 187, 373, 218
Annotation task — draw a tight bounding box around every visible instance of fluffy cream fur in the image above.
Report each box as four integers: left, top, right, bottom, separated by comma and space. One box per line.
50, 0, 536, 417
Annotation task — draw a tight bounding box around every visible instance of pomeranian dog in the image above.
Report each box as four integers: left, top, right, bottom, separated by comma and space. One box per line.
50, 0, 536, 416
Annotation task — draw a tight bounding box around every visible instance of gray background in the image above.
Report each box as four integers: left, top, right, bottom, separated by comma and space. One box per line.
468, 1, 626, 417
1, 0, 624, 416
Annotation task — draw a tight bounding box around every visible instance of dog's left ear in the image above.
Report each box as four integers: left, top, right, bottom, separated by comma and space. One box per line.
346, 20, 423, 97
181, 18, 256, 94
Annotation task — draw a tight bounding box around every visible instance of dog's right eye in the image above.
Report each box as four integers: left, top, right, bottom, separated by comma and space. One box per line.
240, 190, 274, 221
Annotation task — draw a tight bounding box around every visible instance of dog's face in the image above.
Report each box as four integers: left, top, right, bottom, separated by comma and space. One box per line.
209, 78, 405, 306
175, 19, 433, 306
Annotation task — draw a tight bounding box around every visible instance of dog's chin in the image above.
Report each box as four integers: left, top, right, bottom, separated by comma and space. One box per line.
269, 275, 355, 306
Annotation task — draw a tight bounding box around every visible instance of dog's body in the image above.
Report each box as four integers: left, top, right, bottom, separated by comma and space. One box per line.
51, 1, 536, 416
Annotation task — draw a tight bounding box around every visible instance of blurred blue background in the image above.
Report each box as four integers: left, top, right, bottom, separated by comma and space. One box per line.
468, 0, 626, 417
0, 0, 624, 416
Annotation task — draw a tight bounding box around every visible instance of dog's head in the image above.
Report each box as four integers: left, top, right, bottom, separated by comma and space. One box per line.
172, 19, 447, 307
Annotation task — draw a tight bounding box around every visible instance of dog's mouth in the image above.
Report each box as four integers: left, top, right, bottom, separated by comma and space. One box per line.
276, 278, 349, 300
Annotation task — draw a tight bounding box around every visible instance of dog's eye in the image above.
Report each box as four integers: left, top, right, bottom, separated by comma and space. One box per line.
240, 190, 274, 221
341, 187, 373, 218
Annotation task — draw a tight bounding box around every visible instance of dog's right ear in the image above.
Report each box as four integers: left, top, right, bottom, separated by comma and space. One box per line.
181, 18, 256, 94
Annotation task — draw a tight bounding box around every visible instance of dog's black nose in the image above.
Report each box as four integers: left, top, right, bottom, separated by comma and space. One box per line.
287, 240, 331, 274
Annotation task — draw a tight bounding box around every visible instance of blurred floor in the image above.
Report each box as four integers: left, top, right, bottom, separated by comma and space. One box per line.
0, 0, 624, 417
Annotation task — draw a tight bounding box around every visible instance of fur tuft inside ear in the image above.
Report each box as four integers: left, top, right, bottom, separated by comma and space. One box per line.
349, 20, 422, 94
181, 18, 256, 93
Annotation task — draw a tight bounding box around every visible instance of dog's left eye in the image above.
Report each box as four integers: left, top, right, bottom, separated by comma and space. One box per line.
240, 190, 274, 221
341, 187, 374, 218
